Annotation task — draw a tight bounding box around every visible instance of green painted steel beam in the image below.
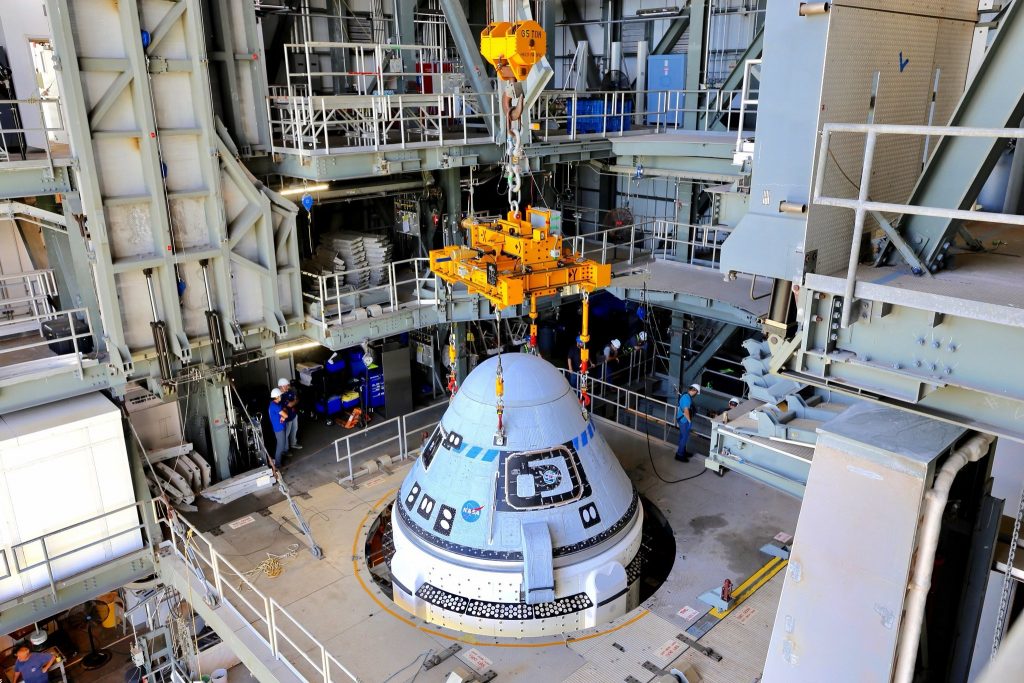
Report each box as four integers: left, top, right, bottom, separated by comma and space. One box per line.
884, 0, 1024, 270
0, 163, 73, 199
778, 283, 1024, 443
683, 322, 738, 387
561, 0, 602, 87
652, 10, 691, 55
257, 138, 614, 181
612, 286, 764, 329
0, 549, 154, 634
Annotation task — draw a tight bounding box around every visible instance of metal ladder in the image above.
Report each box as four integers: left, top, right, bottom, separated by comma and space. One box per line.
992, 480, 1024, 658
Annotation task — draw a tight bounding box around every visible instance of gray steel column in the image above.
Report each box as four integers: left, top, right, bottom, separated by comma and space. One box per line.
395, 0, 416, 94
442, 167, 462, 246
439, 0, 495, 138
203, 377, 233, 481
684, 0, 707, 130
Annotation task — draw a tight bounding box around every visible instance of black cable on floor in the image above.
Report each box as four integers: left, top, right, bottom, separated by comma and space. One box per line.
636, 285, 706, 484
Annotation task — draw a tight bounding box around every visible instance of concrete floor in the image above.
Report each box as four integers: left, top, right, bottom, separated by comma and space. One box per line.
185, 414, 801, 682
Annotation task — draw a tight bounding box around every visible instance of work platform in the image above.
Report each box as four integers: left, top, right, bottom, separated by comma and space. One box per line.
806, 221, 1024, 328
165, 419, 799, 682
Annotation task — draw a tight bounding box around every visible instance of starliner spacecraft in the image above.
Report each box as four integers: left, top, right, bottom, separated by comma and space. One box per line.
389, 353, 643, 637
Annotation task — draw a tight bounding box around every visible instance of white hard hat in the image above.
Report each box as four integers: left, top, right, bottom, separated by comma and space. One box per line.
689, 383, 701, 393
611, 339, 621, 350
278, 377, 290, 387
729, 396, 741, 405
638, 331, 647, 342
271, 388, 283, 398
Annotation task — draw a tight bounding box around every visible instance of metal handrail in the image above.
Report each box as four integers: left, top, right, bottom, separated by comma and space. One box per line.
560, 368, 680, 444
333, 402, 446, 482
158, 500, 359, 683
304, 257, 436, 331
0, 96, 68, 178
0, 270, 57, 326
0, 308, 93, 377
812, 122, 1024, 327
643, 219, 732, 269
0, 500, 148, 604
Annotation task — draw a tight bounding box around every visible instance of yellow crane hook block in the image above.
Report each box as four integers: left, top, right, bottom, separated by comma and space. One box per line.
480, 20, 546, 82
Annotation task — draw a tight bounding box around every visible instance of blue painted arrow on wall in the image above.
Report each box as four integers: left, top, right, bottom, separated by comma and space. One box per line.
899, 51, 910, 72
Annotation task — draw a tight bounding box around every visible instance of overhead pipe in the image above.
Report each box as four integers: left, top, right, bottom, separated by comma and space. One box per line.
893, 432, 996, 683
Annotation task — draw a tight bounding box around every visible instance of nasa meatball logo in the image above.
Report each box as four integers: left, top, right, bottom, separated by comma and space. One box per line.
461, 500, 484, 522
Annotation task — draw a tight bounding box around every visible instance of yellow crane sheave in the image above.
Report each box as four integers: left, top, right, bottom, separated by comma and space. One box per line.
480, 20, 546, 82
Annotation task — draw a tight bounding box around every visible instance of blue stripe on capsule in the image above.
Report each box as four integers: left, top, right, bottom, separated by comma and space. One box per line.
465, 446, 483, 459
482, 449, 500, 462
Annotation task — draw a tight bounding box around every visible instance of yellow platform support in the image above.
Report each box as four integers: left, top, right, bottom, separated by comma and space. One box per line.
429, 207, 610, 309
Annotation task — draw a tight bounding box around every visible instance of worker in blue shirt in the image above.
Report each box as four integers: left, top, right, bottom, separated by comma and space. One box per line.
268, 388, 289, 469
13, 647, 55, 683
675, 383, 701, 462
278, 378, 303, 452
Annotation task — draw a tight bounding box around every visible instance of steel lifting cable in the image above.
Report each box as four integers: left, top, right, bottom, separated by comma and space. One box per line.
494, 308, 506, 443
578, 290, 592, 416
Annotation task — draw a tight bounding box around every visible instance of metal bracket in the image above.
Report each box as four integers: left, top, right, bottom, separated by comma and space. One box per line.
423, 644, 461, 670
675, 633, 723, 662
825, 297, 843, 353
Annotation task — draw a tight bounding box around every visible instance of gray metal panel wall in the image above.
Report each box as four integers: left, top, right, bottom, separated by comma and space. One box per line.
763, 402, 965, 681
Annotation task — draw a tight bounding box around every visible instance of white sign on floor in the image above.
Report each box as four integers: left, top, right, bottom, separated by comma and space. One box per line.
228, 515, 255, 529
464, 648, 493, 674
677, 605, 700, 622
656, 638, 683, 661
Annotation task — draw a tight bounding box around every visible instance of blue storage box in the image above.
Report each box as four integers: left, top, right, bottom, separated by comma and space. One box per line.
315, 395, 343, 416
567, 98, 633, 134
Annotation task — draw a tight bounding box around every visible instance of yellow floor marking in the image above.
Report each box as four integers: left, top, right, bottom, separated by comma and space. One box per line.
710, 556, 788, 619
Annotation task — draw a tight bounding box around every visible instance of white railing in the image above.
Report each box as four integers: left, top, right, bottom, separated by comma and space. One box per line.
735, 59, 761, 155
0, 500, 148, 607
303, 257, 436, 332
0, 97, 69, 175
812, 123, 1024, 328
159, 501, 359, 683
268, 89, 498, 154
532, 87, 747, 141
0, 269, 58, 331
333, 402, 447, 482
643, 220, 732, 269
560, 369, 681, 444
0, 308, 93, 375
284, 41, 456, 98
268, 81, 749, 155
566, 221, 651, 267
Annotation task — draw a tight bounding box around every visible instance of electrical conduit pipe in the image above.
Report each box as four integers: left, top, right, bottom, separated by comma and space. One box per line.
893, 433, 996, 683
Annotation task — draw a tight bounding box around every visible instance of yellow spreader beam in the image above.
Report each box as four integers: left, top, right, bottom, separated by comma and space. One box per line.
429, 207, 611, 310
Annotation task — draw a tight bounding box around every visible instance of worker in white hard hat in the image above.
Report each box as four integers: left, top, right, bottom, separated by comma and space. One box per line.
278, 377, 303, 452
268, 388, 289, 468
675, 383, 701, 462
729, 397, 740, 408
602, 338, 622, 383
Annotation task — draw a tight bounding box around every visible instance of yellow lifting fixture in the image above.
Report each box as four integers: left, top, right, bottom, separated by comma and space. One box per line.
429, 206, 611, 311
480, 20, 546, 82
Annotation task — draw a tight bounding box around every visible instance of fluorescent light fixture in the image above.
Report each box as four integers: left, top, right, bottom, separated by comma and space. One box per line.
279, 183, 329, 196
636, 7, 682, 17
275, 338, 322, 355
